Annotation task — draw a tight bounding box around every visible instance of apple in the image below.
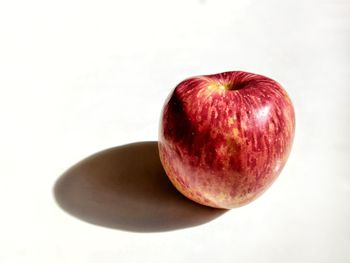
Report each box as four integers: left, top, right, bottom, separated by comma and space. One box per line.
158, 71, 295, 209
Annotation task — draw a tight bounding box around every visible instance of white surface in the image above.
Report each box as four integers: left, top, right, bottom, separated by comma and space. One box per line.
0, 0, 349, 262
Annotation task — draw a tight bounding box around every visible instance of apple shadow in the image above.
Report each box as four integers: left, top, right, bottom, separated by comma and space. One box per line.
53, 141, 226, 232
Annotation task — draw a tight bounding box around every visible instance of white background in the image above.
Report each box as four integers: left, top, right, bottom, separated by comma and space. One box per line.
0, 0, 349, 262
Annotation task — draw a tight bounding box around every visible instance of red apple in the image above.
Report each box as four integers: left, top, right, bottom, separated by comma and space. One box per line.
158, 71, 295, 209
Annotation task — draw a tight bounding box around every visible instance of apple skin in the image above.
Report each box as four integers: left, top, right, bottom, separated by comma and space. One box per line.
158, 71, 295, 209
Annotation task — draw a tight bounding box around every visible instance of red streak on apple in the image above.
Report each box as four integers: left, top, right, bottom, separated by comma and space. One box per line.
159, 71, 295, 209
